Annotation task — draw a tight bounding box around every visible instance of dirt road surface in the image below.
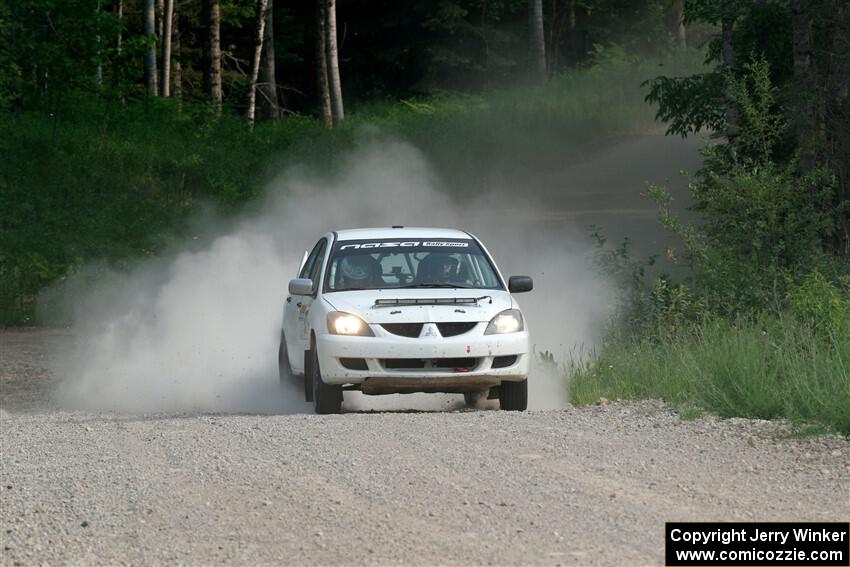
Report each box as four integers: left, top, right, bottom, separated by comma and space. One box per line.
1, 329, 848, 565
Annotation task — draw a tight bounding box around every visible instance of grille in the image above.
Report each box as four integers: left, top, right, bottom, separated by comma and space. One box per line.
339, 358, 368, 371
381, 322, 477, 338
380, 323, 424, 338
492, 355, 518, 368
382, 358, 479, 370
436, 322, 477, 337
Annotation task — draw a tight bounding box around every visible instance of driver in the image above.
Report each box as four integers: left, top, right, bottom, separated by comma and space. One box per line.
339, 254, 381, 288
425, 254, 463, 284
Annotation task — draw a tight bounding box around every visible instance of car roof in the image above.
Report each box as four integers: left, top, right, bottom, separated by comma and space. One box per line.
334, 227, 472, 241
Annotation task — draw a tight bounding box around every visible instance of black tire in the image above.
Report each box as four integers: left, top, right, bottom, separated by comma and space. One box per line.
499, 379, 528, 411
310, 347, 342, 414
278, 338, 293, 386
303, 349, 314, 402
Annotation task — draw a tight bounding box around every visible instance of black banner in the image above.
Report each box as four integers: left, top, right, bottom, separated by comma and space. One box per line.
666, 522, 850, 566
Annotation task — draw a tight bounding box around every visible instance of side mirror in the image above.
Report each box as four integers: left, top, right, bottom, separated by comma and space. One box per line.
289, 278, 315, 296
508, 275, 533, 293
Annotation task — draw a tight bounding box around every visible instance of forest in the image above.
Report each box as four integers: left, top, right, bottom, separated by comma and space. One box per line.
1, 0, 848, 431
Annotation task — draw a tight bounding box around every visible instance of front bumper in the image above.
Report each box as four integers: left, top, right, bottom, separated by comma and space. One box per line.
315, 324, 529, 390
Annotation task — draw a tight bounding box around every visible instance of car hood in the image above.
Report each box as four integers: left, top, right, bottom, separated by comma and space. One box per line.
323, 289, 513, 324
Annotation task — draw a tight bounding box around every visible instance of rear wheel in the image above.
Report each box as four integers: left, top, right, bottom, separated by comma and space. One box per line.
310, 347, 342, 414
499, 379, 527, 411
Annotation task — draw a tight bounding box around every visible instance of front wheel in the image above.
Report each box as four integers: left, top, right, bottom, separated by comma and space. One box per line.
499, 379, 527, 411
310, 347, 342, 414
278, 337, 293, 386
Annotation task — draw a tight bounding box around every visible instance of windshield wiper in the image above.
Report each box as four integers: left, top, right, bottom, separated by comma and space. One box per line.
395, 283, 474, 289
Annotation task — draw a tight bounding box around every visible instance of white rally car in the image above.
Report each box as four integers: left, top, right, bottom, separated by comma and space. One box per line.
278, 227, 532, 414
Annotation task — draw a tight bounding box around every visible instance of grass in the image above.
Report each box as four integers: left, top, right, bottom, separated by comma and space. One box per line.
0, 49, 706, 325
570, 314, 850, 435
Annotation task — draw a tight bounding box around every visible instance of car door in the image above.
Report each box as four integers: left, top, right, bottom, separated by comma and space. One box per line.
283, 237, 327, 371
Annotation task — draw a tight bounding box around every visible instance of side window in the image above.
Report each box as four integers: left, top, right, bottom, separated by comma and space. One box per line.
298, 239, 325, 279
308, 239, 327, 285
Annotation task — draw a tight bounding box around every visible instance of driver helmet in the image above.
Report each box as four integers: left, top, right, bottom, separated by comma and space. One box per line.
340, 255, 377, 284
429, 254, 460, 282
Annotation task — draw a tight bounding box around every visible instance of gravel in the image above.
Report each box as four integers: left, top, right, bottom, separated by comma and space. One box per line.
2, 329, 849, 566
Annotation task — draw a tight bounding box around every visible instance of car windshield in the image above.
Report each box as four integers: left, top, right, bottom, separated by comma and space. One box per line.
326, 238, 503, 292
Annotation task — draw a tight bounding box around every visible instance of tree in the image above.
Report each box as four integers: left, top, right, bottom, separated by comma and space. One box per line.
144, 0, 158, 95
672, 1, 686, 48
95, 0, 103, 87
172, 2, 182, 100
247, 0, 270, 128
160, 0, 174, 97
116, 0, 124, 53
325, 0, 344, 124
203, 0, 222, 112
259, 0, 280, 119
529, 0, 546, 81
720, 1, 738, 144
157, 0, 164, 49
316, 0, 333, 128
790, 0, 821, 174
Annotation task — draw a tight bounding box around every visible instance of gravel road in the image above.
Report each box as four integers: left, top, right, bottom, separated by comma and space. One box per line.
1, 329, 848, 566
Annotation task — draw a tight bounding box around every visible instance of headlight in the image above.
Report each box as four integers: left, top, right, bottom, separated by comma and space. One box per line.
484, 309, 524, 334
327, 312, 374, 336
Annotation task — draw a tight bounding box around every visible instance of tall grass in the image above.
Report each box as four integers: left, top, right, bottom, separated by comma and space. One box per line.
570, 314, 850, 434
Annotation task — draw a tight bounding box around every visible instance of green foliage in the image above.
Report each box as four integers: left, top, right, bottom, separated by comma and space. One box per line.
644, 72, 725, 137
653, 162, 836, 314
725, 57, 786, 163
787, 271, 850, 339
642, 60, 841, 317
0, 0, 122, 109
645, 1, 795, 143
570, 311, 850, 435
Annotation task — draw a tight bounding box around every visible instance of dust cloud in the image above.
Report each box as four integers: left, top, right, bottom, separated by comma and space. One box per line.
50, 138, 617, 413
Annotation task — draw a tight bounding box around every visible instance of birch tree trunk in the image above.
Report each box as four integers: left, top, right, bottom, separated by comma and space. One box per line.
172, 4, 181, 101
325, 0, 344, 124
529, 0, 546, 82
259, 0, 280, 119
160, 0, 173, 97
203, 0, 222, 113
116, 0, 123, 53
672, 1, 686, 49
144, 0, 158, 95
157, 0, 164, 57
316, 0, 333, 128
247, 0, 270, 129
